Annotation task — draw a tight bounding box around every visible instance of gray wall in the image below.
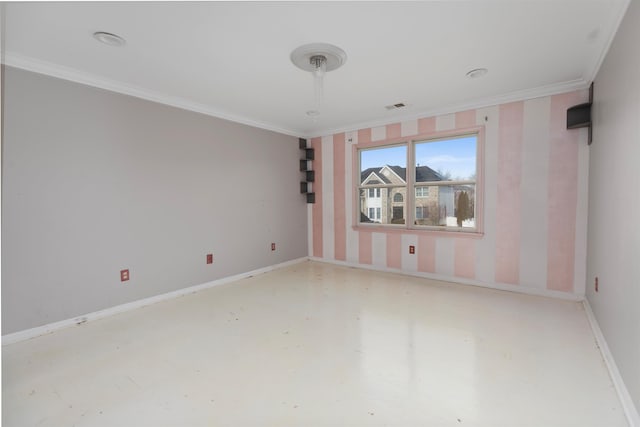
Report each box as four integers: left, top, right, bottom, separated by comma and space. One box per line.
588, 0, 640, 413
2, 67, 308, 334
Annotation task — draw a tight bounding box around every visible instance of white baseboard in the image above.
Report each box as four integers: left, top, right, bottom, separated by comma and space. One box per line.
583, 299, 640, 427
2, 257, 308, 346
309, 257, 584, 302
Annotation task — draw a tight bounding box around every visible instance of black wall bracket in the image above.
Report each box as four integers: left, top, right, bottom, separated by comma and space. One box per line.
567, 82, 593, 145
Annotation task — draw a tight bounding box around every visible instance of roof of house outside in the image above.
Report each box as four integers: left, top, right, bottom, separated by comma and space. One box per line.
360, 165, 443, 185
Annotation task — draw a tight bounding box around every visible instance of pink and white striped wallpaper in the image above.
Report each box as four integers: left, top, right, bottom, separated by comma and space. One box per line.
309, 90, 590, 296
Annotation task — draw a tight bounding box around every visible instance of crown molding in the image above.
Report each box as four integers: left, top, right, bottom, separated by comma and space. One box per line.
305, 77, 590, 139
3, 51, 592, 141
2, 51, 301, 138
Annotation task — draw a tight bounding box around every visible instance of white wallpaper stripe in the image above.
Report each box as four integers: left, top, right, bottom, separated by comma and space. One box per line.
321, 135, 335, 260
519, 97, 551, 289
475, 106, 499, 283
345, 131, 359, 264
401, 234, 419, 272
371, 232, 387, 267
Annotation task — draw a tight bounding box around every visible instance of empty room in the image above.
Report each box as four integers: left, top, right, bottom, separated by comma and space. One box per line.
1, 1, 639, 426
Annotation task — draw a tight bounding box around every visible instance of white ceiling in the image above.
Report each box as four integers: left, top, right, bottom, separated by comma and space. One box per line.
2, 1, 630, 138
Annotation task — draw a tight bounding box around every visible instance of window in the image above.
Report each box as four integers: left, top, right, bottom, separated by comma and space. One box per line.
368, 188, 381, 198
358, 133, 478, 231
359, 145, 407, 225
367, 207, 382, 222
415, 206, 428, 219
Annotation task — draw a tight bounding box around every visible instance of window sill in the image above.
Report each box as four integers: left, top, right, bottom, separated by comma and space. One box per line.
352, 224, 484, 239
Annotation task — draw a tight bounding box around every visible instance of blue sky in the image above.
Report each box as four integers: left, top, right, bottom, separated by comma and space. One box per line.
360, 135, 477, 180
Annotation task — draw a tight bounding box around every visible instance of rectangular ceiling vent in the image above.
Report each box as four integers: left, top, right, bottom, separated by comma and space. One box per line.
385, 102, 407, 110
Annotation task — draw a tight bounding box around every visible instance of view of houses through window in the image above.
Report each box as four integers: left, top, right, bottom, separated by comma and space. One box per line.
358, 134, 478, 231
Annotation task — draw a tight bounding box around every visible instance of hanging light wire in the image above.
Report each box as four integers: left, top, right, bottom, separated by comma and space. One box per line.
310, 55, 327, 110
290, 43, 347, 120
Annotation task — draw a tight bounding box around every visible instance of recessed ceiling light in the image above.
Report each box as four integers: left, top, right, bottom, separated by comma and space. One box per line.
466, 68, 488, 79
93, 31, 126, 47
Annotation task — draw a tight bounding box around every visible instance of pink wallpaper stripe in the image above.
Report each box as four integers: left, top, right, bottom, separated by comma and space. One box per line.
311, 137, 323, 258
358, 128, 372, 145
454, 238, 476, 279
333, 133, 346, 261
359, 231, 372, 264
417, 235, 436, 273
456, 110, 476, 128
495, 102, 524, 285
547, 93, 580, 292
311, 90, 584, 295
386, 123, 401, 140
418, 117, 436, 135
386, 233, 402, 269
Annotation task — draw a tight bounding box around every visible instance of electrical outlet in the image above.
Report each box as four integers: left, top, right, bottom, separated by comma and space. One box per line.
271, 243, 276, 251
206, 254, 213, 264
120, 269, 130, 282
409, 245, 415, 254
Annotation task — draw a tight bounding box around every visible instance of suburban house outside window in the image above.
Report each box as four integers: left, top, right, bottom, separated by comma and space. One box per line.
415, 206, 428, 219
358, 133, 479, 232
359, 145, 407, 224
368, 188, 381, 198
367, 207, 382, 222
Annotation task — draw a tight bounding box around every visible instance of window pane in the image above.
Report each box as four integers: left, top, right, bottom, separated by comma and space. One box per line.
359, 186, 406, 225
415, 187, 429, 197
415, 135, 477, 182
414, 184, 476, 228
360, 145, 407, 186
359, 145, 407, 225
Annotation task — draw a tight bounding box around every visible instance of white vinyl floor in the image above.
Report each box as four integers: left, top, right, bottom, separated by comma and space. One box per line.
2, 261, 627, 426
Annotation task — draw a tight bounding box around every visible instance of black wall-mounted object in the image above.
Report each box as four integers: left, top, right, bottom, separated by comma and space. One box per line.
567, 83, 593, 145
300, 182, 311, 194
299, 138, 316, 203
305, 170, 315, 182
304, 148, 315, 160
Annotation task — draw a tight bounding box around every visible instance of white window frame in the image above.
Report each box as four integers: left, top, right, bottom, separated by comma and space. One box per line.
355, 129, 483, 234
